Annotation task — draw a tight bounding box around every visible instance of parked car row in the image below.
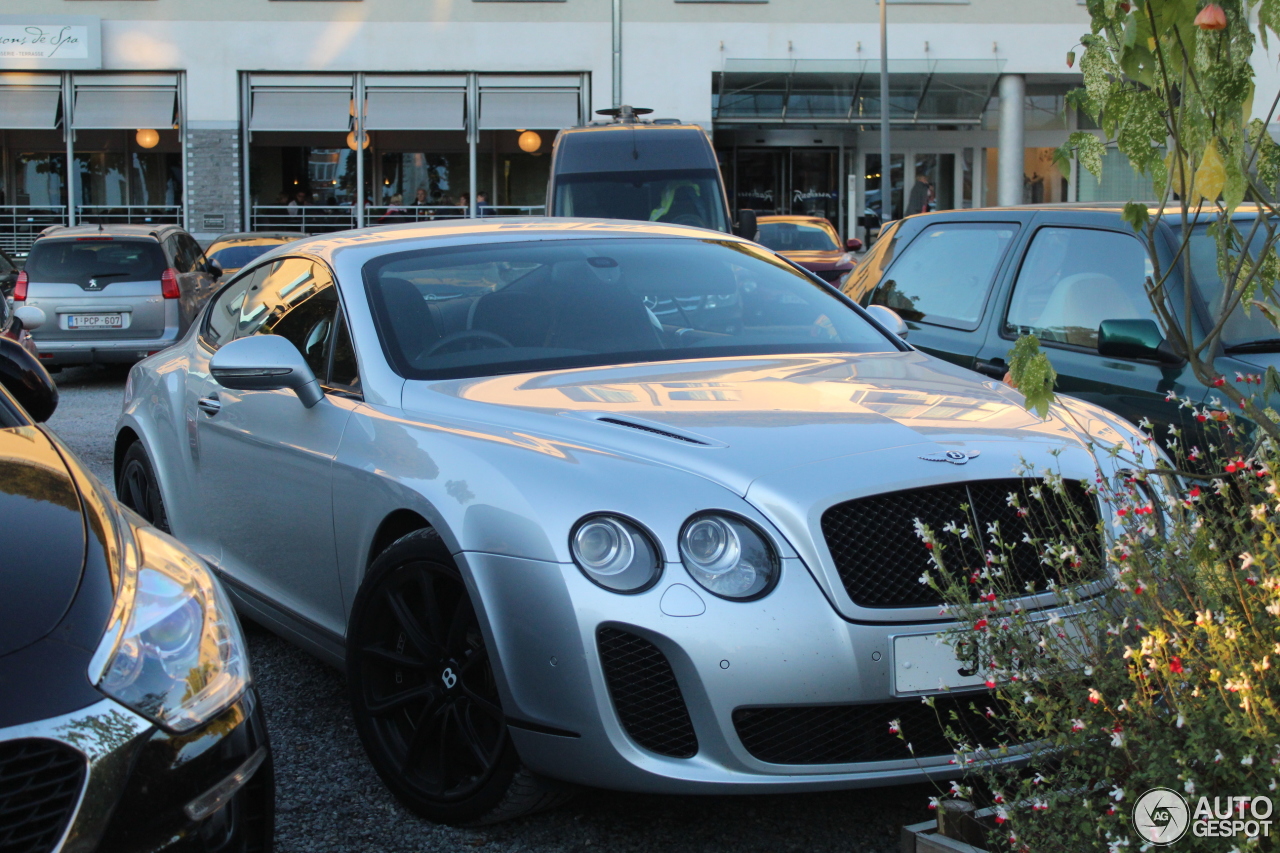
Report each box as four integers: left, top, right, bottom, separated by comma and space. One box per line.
0, 203, 1252, 846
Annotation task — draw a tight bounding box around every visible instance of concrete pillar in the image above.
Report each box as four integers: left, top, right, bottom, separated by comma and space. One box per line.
997, 74, 1025, 207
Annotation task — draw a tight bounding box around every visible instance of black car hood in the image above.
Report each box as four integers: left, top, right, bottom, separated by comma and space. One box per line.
0, 426, 86, 656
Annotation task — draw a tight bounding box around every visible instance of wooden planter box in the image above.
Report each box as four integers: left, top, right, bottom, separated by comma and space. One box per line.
900, 820, 988, 853
900, 804, 998, 853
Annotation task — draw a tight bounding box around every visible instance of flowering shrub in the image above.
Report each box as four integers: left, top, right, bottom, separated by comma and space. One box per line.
902, 378, 1280, 851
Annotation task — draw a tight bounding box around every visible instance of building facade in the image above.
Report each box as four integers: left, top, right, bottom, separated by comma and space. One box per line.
1, 0, 1269, 250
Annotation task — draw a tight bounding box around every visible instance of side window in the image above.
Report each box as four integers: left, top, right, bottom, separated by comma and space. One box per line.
203, 262, 275, 349
1005, 227, 1154, 350
169, 236, 194, 273
328, 312, 361, 393
267, 283, 338, 378
869, 222, 1018, 329
181, 235, 208, 272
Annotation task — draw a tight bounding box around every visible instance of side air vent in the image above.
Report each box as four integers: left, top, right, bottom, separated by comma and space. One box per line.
595, 418, 710, 446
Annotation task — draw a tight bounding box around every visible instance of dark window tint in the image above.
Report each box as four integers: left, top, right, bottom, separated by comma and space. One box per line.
208, 244, 279, 271
555, 129, 718, 175
553, 169, 729, 232
329, 312, 360, 392
0, 252, 13, 275
176, 235, 205, 273
869, 222, 1017, 329
26, 238, 167, 287
757, 221, 840, 252
269, 283, 338, 378
364, 237, 895, 380
1005, 227, 1153, 349
1188, 225, 1280, 349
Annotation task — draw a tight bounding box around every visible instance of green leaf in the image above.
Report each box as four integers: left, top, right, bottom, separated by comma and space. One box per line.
1122, 201, 1151, 233
1069, 132, 1107, 180
1007, 335, 1058, 420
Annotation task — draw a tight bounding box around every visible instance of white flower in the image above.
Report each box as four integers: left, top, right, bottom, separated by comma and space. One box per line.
1177, 713, 1186, 728
1110, 786, 1125, 801
1241, 553, 1256, 570
1242, 755, 1255, 766
1215, 749, 1225, 763
918, 572, 930, 585
1185, 778, 1196, 795
1111, 730, 1125, 747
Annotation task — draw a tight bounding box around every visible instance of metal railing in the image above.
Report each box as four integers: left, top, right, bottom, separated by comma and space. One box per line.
78, 205, 182, 226
0, 206, 69, 256
250, 204, 547, 234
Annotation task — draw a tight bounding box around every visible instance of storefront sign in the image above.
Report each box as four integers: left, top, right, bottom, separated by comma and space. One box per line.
0, 16, 101, 69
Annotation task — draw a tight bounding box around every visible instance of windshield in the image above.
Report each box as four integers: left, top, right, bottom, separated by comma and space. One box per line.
208, 243, 283, 271
553, 169, 730, 233
1189, 225, 1280, 348
26, 238, 166, 286
364, 237, 895, 380
757, 221, 840, 253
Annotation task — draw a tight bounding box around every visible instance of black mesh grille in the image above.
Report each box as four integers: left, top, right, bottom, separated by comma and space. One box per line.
597, 628, 698, 758
734, 693, 1001, 765
821, 478, 1101, 608
0, 739, 85, 853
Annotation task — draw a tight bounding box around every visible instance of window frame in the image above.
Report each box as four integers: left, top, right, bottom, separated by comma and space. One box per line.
198, 255, 360, 398
871, 219, 1021, 332
997, 223, 1159, 357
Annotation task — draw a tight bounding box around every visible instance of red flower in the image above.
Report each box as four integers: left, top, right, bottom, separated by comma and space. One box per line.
1189, 486, 1201, 498
1226, 462, 1238, 473
985, 678, 997, 689
925, 542, 934, 550
974, 618, 989, 631
1213, 376, 1226, 387
1195, 3, 1227, 30
1170, 657, 1184, 673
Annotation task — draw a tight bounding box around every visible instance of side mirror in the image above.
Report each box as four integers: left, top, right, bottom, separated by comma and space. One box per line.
208, 261, 223, 280
209, 334, 323, 408
1097, 319, 1181, 364
736, 208, 758, 241
13, 305, 46, 332
865, 304, 909, 341
846, 237, 864, 252
0, 335, 58, 422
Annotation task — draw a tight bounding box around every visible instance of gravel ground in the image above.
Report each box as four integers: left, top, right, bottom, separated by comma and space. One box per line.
43, 364, 937, 853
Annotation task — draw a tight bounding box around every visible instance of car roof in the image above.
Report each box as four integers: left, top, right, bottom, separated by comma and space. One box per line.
36, 223, 181, 241
757, 215, 833, 225
270, 217, 753, 265
904, 202, 1269, 218
210, 232, 307, 244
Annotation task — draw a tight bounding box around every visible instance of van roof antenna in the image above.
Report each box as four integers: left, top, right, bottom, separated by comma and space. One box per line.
595, 105, 653, 124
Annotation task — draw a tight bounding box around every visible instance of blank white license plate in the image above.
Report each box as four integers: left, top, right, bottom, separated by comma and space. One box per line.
892, 631, 987, 695
68, 314, 123, 329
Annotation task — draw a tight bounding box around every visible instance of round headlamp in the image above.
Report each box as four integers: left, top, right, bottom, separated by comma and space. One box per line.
571, 515, 662, 593
679, 513, 779, 600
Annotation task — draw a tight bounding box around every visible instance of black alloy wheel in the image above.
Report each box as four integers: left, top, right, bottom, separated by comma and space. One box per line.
117, 442, 170, 532
347, 529, 571, 825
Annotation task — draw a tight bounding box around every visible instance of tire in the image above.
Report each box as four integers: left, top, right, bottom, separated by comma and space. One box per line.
117, 441, 170, 533
346, 528, 573, 825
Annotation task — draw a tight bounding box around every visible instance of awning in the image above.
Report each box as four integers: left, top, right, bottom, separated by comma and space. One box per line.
365, 89, 465, 130
250, 89, 351, 132
0, 87, 61, 129
714, 58, 1005, 125
73, 87, 176, 130
479, 90, 579, 130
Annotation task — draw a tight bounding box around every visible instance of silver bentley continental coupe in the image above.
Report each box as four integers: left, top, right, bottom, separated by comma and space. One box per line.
115, 219, 1142, 824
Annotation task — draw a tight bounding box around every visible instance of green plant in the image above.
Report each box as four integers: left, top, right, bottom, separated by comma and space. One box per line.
899, 375, 1280, 851
1056, 0, 1280, 440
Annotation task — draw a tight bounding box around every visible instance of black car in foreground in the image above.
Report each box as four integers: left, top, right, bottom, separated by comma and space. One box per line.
0, 337, 273, 852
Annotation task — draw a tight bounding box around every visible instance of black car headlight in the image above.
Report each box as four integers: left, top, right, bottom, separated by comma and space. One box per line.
90, 514, 249, 732
679, 513, 779, 600
570, 515, 662, 593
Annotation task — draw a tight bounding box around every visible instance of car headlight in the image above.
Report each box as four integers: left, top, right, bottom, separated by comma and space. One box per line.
679, 513, 779, 600
570, 515, 662, 593
90, 516, 249, 732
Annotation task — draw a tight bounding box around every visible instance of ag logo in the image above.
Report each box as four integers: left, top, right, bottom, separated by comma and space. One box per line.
1133, 787, 1190, 845
919, 449, 981, 465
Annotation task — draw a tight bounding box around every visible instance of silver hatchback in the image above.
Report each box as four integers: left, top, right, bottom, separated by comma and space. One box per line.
15, 224, 219, 367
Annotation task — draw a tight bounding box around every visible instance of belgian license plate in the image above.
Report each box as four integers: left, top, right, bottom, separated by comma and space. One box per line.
892, 631, 987, 695
68, 314, 123, 329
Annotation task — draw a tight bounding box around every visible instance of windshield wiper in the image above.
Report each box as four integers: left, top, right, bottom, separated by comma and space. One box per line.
1224, 338, 1280, 353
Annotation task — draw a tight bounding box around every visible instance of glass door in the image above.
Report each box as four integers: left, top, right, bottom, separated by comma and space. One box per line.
789, 149, 839, 220
733, 149, 784, 216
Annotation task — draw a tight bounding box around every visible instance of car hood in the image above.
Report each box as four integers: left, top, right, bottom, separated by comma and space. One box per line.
405, 351, 1100, 496
0, 426, 86, 657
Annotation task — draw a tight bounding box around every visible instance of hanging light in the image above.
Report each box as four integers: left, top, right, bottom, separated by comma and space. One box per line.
518, 130, 542, 153
135, 129, 160, 149
346, 130, 370, 151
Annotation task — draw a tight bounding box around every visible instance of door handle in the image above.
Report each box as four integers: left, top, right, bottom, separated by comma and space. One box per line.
974, 358, 1007, 380
197, 394, 222, 416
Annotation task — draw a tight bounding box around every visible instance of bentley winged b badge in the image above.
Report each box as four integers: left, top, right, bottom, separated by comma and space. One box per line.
920, 449, 981, 465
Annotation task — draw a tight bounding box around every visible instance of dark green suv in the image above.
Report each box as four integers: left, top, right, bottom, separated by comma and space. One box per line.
841, 203, 1280, 435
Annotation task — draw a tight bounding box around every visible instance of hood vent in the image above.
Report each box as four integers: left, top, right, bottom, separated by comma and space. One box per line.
596, 417, 710, 446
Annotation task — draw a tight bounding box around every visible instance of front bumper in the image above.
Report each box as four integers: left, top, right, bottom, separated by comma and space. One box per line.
0, 689, 272, 853
464, 551, 995, 794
